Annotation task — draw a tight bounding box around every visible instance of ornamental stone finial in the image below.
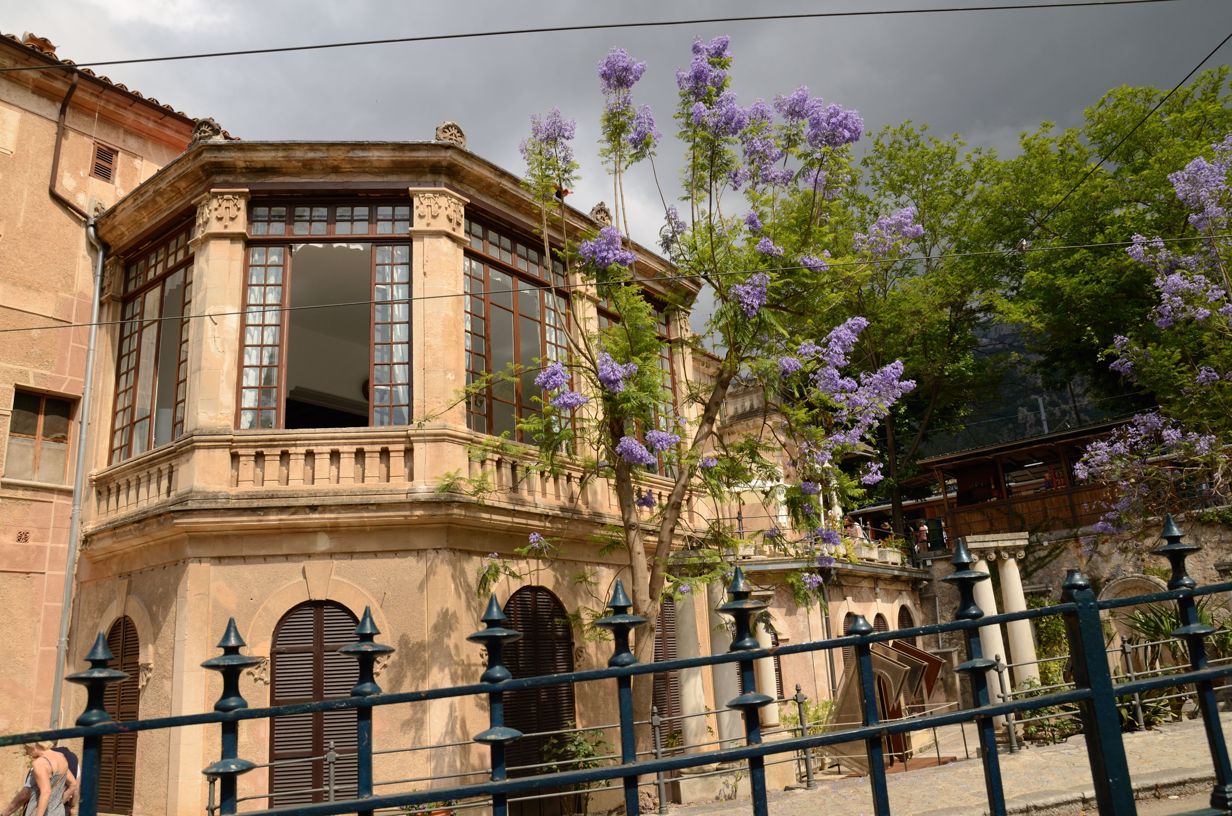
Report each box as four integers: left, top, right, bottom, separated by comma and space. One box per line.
190, 117, 226, 146
589, 201, 613, 226
434, 121, 467, 148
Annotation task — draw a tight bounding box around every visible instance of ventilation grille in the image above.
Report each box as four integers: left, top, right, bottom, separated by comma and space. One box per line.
92, 142, 117, 182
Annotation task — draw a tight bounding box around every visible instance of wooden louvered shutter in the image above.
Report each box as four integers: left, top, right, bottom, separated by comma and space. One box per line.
99, 616, 139, 814
92, 142, 116, 182
653, 599, 682, 741
270, 602, 359, 807
770, 630, 785, 701
842, 613, 858, 675
502, 588, 576, 780
897, 607, 916, 646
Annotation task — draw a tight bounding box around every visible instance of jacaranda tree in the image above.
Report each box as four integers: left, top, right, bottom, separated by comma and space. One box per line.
485, 36, 916, 670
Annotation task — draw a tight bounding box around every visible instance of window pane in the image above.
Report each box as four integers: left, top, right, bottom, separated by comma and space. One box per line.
42, 398, 71, 442
491, 307, 514, 402
10, 393, 39, 437
36, 441, 67, 483
5, 437, 35, 480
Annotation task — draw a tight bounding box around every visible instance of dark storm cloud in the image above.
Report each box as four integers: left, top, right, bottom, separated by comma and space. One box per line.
11, 0, 1232, 250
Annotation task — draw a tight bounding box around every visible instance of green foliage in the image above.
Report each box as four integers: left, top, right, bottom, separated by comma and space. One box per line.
435, 470, 494, 499
778, 697, 833, 735
1015, 677, 1082, 744
1027, 595, 1069, 688
475, 554, 522, 599
542, 727, 611, 815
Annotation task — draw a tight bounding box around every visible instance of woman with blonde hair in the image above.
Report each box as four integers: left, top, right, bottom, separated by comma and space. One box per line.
9, 742, 75, 816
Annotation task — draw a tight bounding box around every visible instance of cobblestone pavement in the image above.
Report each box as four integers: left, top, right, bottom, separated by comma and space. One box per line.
666, 712, 1232, 816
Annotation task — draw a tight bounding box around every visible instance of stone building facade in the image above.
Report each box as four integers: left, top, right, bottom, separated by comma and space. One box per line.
0, 30, 194, 789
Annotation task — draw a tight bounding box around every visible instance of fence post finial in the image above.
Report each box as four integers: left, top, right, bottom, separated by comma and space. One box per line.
340, 606, 394, 816
67, 632, 128, 816
468, 594, 523, 816
596, 578, 648, 816
943, 538, 988, 620
200, 618, 261, 816
718, 565, 771, 816
1154, 513, 1199, 590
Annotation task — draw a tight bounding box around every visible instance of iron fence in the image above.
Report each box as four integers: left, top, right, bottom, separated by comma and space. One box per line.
4, 515, 1232, 816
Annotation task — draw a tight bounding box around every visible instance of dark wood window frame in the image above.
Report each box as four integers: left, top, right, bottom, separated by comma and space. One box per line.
463, 216, 568, 442
4, 389, 73, 483
240, 199, 413, 430
109, 224, 194, 463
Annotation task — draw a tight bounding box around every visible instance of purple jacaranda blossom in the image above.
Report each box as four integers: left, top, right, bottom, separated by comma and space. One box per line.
550, 390, 590, 410
645, 429, 681, 452
580, 226, 636, 269
1109, 335, 1134, 376
636, 489, 657, 509
677, 583, 691, 595
778, 356, 803, 376
816, 555, 838, 568
1092, 520, 1119, 534
597, 352, 639, 393
628, 105, 659, 155
774, 86, 818, 125
690, 91, 748, 138
1196, 366, 1221, 385
860, 461, 884, 485
745, 211, 763, 233
615, 435, 657, 467
765, 526, 782, 539
806, 103, 863, 149
1169, 134, 1232, 233
729, 272, 769, 318
527, 532, 551, 554
738, 99, 791, 189
800, 481, 820, 495
659, 206, 687, 254
755, 236, 784, 257
699, 456, 719, 468
520, 108, 576, 168
598, 47, 647, 95
799, 252, 830, 273
819, 529, 841, 547
676, 36, 731, 102
534, 361, 569, 392
855, 207, 924, 255
801, 572, 824, 591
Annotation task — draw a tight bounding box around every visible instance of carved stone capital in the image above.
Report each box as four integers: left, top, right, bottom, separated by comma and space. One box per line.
192, 188, 249, 244
137, 661, 154, 691
409, 188, 468, 242
245, 656, 271, 686
101, 256, 124, 303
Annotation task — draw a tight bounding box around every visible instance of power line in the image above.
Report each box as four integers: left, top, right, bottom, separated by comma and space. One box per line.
1034, 26, 1232, 230
0, 0, 1184, 74
0, 232, 1222, 336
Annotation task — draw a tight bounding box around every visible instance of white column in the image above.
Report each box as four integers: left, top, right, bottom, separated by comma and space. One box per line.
706, 581, 742, 746
754, 623, 781, 727
674, 589, 711, 751
972, 557, 1010, 722
998, 551, 1041, 686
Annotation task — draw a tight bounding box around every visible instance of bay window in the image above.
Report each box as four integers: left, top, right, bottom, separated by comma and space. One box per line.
239, 202, 412, 430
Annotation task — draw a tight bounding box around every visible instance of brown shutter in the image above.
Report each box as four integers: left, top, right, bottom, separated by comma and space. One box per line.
99, 616, 140, 815
653, 599, 682, 736
270, 602, 359, 806
842, 613, 858, 675
897, 607, 916, 646
502, 588, 576, 779
92, 142, 116, 182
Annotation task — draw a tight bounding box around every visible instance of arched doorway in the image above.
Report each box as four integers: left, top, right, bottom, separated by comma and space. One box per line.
99, 616, 140, 815
269, 601, 359, 807
503, 587, 575, 816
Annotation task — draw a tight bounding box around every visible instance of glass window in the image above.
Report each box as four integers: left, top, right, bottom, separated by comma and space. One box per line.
6, 391, 73, 483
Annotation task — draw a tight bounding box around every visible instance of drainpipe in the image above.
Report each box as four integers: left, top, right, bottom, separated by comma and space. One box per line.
819, 583, 838, 698
49, 219, 106, 727
50, 72, 88, 222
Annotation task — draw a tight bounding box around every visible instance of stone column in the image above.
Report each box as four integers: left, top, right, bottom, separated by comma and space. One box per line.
673, 589, 712, 751
706, 581, 742, 745
971, 556, 1009, 722
408, 188, 470, 485
998, 551, 1041, 686
754, 622, 781, 727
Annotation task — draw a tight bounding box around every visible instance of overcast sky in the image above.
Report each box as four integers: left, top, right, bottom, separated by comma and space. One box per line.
7, 0, 1232, 259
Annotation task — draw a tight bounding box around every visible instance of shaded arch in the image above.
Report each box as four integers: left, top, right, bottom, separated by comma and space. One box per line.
842, 612, 858, 674
503, 587, 575, 816
897, 606, 916, 646
247, 574, 386, 660
269, 601, 359, 807
99, 615, 140, 815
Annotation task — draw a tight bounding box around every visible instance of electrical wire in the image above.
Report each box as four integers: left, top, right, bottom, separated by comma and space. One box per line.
1032, 27, 1232, 231
0, 232, 1225, 335
0, 1, 1185, 75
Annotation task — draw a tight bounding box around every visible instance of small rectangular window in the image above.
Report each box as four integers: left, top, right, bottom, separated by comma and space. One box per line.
91, 142, 117, 183
5, 391, 73, 483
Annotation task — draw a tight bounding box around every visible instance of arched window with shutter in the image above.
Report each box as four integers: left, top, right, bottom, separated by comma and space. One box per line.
653, 598, 682, 744
503, 587, 575, 816
873, 613, 889, 634
269, 601, 359, 807
897, 606, 916, 645
99, 616, 140, 815
842, 612, 858, 675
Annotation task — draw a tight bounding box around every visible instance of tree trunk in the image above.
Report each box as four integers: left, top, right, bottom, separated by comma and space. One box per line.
885, 413, 905, 538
